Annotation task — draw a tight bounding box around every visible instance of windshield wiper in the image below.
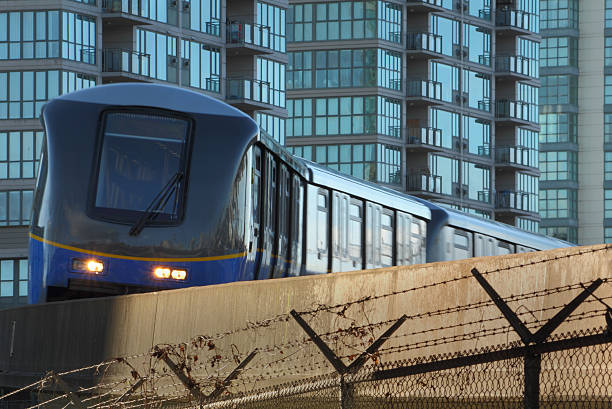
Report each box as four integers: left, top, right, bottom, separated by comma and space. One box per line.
129, 171, 184, 236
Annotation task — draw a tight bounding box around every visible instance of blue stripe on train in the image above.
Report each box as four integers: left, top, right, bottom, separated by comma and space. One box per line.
28, 238, 251, 304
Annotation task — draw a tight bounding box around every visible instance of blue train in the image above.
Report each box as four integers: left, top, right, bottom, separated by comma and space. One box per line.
29, 84, 571, 303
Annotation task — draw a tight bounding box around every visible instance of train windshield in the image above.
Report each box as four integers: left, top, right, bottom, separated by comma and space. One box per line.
92, 112, 190, 224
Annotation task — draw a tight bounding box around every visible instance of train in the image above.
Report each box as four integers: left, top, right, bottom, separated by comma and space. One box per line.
28, 84, 572, 303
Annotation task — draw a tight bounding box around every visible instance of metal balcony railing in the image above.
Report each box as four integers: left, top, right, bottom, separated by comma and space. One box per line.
406, 32, 442, 54
406, 127, 442, 147
204, 19, 221, 36
496, 190, 535, 212
406, 80, 442, 100
496, 55, 537, 78
407, 0, 443, 7
495, 146, 537, 168
226, 78, 271, 104
477, 190, 491, 203
102, 48, 150, 75
406, 173, 442, 194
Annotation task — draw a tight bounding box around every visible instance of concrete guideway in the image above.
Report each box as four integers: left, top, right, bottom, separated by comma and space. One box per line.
0, 244, 609, 392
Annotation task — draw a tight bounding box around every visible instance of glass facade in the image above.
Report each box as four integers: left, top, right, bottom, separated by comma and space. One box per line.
539, 189, 576, 219
288, 143, 401, 185
183, 0, 221, 35
539, 151, 577, 182
605, 190, 612, 219
288, 48, 401, 91
539, 112, 576, 143
540, 226, 577, 243
256, 57, 286, 108
0, 70, 96, 120
0, 190, 33, 226
287, 1, 401, 43
257, 112, 286, 146
0, 10, 95, 64
540, 75, 577, 105
257, 2, 286, 52
540, 37, 577, 68
287, 96, 400, 138
136, 29, 178, 83
540, 0, 578, 30
0, 131, 44, 179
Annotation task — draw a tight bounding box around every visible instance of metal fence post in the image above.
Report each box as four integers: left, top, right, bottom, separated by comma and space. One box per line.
524, 352, 541, 409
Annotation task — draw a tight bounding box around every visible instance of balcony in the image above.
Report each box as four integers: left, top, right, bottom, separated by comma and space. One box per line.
495, 100, 535, 126
495, 146, 538, 171
406, 80, 443, 106
406, 172, 443, 195
496, 55, 537, 80
406, 33, 443, 59
101, 48, 150, 82
406, 0, 445, 13
226, 78, 274, 111
495, 191, 537, 216
406, 127, 444, 151
101, 0, 153, 25
226, 22, 274, 55
496, 9, 538, 35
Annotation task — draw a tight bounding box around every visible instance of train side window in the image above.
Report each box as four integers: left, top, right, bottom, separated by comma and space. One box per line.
381, 209, 393, 267
497, 241, 514, 255
410, 218, 426, 264
452, 229, 472, 260
317, 191, 328, 255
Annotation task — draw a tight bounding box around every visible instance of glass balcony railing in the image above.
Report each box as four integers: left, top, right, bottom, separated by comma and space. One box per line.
406, 80, 442, 100
407, 0, 443, 7
496, 55, 537, 78
102, 0, 137, 13
226, 78, 271, 104
227, 22, 272, 48
495, 100, 532, 122
406, 127, 442, 147
80, 47, 96, 64
496, 191, 535, 212
496, 9, 538, 33
407, 173, 442, 194
102, 48, 150, 75
495, 146, 537, 168
406, 32, 443, 54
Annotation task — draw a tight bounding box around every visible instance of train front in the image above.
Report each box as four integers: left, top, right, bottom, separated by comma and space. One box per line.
29, 84, 258, 303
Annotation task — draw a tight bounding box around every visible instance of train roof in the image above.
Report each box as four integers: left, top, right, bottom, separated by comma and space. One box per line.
302, 160, 431, 221
48, 83, 254, 119
412, 198, 573, 250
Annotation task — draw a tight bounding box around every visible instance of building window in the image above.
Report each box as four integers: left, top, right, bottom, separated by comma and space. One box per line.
516, 217, 539, 234
606, 114, 612, 144
606, 76, 612, 105
463, 68, 491, 112
605, 227, 612, 244
288, 143, 401, 185
0, 190, 33, 226
606, 189, 612, 219
540, 189, 577, 219
539, 75, 577, 105
0, 131, 44, 179
182, 0, 220, 34
288, 48, 401, 91
540, 226, 578, 243
607, 0, 612, 29
463, 23, 491, 66
539, 151, 577, 181
606, 38, 612, 67
288, 1, 401, 43
180, 39, 220, 92
539, 112, 576, 143
257, 113, 285, 145
0, 70, 96, 120
0, 259, 27, 298
516, 172, 539, 214
605, 152, 612, 181
540, 0, 578, 30
540, 37, 577, 68
257, 2, 286, 52
256, 57, 286, 108
1, 11, 95, 64
136, 29, 178, 83
463, 161, 491, 203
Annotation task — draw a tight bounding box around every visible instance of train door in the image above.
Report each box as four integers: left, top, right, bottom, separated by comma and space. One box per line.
272, 165, 291, 278
259, 152, 277, 279
381, 208, 394, 267
348, 199, 364, 270
451, 228, 473, 260
474, 233, 496, 257
396, 212, 411, 266
496, 241, 515, 255
304, 185, 329, 274
247, 146, 263, 280
288, 174, 304, 276
332, 191, 351, 272
365, 202, 382, 269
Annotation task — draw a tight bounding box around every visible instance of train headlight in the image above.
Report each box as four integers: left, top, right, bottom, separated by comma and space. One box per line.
153, 267, 187, 280
72, 258, 104, 273
171, 269, 187, 280
154, 267, 171, 279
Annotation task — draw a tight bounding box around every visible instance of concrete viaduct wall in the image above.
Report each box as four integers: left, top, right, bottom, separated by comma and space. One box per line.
0, 244, 609, 389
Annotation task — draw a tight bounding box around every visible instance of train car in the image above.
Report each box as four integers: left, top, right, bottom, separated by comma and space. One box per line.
29, 84, 572, 303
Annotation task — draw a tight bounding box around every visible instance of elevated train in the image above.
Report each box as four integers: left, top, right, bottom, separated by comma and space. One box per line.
29, 84, 571, 303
